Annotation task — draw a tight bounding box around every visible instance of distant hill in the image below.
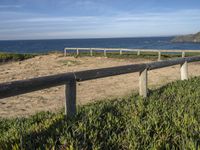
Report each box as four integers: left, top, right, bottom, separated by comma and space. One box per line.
172, 32, 200, 43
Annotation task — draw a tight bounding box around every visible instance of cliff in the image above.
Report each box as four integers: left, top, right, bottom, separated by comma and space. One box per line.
172, 32, 200, 43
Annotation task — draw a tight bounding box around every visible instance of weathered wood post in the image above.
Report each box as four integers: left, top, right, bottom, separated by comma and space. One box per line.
139, 68, 148, 97
76, 48, 79, 55
90, 48, 93, 56
64, 48, 67, 57
65, 80, 76, 117
182, 51, 185, 58
180, 61, 188, 80
120, 49, 122, 55
137, 50, 140, 56
104, 49, 107, 57
158, 51, 161, 61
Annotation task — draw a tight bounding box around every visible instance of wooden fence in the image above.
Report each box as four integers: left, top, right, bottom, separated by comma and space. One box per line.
64, 47, 200, 60
0, 56, 200, 117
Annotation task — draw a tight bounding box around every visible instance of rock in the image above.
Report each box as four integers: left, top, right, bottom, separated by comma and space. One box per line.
172, 32, 200, 43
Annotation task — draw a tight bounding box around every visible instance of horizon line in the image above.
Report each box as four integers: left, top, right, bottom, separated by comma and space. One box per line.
0, 35, 177, 41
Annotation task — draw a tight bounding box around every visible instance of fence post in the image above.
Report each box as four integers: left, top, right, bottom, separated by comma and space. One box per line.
90, 48, 93, 56
104, 49, 107, 57
182, 51, 185, 58
120, 49, 122, 55
65, 80, 76, 117
137, 50, 140, 56
64, 49, 67, 57
139, 68, 148, 97
158, 51, 161, 61
76, 48, 79, 55
180, 61, 188, 80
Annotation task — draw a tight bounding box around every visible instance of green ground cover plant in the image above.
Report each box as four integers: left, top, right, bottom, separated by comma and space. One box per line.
0, 53, 36, 63
1, 51, 199, 63
0, 77, 199, 149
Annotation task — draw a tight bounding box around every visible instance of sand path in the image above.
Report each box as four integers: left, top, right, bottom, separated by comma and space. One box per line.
0, 54, 199, 117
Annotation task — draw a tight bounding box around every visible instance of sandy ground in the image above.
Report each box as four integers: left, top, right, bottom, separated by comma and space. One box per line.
0, 53, 200, 118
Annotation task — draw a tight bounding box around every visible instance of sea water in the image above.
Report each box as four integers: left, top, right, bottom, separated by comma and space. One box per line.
0, 37, 200, 54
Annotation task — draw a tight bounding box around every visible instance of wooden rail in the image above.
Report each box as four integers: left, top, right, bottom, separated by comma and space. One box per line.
0, 56, 200, 117
64, 47, 200, 60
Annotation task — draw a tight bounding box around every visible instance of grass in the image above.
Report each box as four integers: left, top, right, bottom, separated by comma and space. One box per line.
66, 51, 200, 61
0, 77, 200, 149
0, 52, 36, 63
1, 51, 199, 64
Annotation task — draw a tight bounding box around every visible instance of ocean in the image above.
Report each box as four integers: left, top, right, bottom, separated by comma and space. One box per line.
0, 37, 200, 54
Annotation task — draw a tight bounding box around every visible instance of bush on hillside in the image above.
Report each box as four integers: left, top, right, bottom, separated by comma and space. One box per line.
0, 53, 36, 63
0, 77, 199, 149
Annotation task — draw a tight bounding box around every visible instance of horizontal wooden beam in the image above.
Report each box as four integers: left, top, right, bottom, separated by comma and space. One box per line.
0, 73, 75, 99
74, 64, 147, 81
148, 56, 200, 70
0, 56, 200, 99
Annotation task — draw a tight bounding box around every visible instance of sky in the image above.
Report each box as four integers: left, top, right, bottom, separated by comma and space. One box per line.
0, 0, 200, 40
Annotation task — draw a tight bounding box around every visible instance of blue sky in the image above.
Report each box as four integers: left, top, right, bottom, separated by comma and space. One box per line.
0, 0, 200, 40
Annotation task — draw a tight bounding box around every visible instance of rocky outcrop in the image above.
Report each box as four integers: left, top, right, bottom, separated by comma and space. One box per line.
172, 32, 200, 43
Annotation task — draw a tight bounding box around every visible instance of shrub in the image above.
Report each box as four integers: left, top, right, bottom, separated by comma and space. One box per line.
0, 77, 199, 149
0, 53, 36, 63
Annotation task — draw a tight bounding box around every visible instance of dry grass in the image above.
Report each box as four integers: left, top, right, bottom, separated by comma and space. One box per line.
0, 53, 200, 117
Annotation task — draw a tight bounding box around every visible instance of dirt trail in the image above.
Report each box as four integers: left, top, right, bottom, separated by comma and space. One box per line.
0, 54, 199, 117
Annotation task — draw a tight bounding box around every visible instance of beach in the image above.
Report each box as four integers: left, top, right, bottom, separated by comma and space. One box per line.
0, 53, 200, 117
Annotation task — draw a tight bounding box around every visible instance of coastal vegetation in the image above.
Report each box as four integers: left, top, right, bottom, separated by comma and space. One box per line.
0, 50, 199, 64
0, 52, 36, 63
172, 32, 200, 43
0, 77, 199, 149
